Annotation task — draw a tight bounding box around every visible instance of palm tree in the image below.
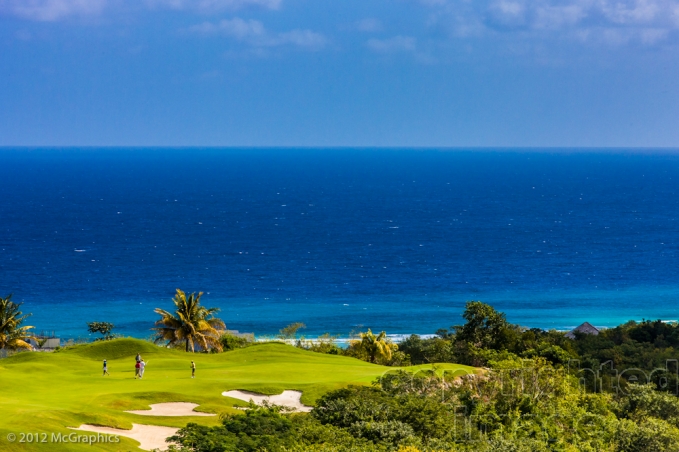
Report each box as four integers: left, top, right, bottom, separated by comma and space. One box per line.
0, 294, 34, 351
353, 329, 397, 363
153, 289, 226, 352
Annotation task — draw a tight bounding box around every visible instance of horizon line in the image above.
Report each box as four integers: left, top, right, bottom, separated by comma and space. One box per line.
1, 146, 679, 153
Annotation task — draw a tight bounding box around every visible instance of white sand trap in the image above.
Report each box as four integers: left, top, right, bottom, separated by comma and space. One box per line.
222, 390, 312, 412
72, 424, 178, 451
126, 402, 215, 417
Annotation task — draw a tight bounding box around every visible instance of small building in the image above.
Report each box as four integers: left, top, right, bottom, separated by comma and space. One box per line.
27, 332, 61, 350
565, 322, 600, 339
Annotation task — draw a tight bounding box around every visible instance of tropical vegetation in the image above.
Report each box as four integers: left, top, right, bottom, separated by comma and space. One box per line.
154, 289, 226, 352
279, 322, 306, 340
219, 332, 253, 351
87, 321, 116, 340
348, 329, 398, 364
165, 302, 679, 452
0, 294, 34, 351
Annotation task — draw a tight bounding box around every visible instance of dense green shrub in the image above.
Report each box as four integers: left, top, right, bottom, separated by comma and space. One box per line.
616, 384, 679, 427
348, 421, 416, 446
219, 334, 252, 351
169, 404, 295, 452
168, 404, 383, 452
614, 418, 679, 452
398, 335, 454, 365
296, 333, 343, 355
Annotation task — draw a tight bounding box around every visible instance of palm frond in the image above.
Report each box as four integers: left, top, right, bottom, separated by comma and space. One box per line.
152, 289, 225, 352
0, 294, 34, 351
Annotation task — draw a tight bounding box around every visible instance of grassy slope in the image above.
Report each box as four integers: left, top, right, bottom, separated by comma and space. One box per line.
0, 339, 475, 451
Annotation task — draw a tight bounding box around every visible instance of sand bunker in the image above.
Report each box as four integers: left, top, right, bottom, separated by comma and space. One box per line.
126, 402, 215, 417
73, 424, 178, 451
222, 389, 312, 412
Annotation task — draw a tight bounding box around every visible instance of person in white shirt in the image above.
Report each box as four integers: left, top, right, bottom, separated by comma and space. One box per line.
139, 359, 146, 378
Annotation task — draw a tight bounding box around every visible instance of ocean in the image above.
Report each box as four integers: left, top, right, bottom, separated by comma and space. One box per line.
1, 148, 678, 340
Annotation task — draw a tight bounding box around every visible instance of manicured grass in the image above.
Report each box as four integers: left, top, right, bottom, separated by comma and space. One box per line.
0, 339, 476, 451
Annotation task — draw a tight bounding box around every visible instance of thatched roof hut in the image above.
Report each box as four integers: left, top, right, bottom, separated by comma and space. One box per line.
565, 322, 600, 339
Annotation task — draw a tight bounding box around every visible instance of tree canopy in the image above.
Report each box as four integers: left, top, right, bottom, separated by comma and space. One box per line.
0, 294, 34, 351
87, 321, 115, 340
153, 289, 226, 352
349, 329, 398, 364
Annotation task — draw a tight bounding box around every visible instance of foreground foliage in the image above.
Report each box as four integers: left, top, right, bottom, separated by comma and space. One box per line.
169, 365, 679, 452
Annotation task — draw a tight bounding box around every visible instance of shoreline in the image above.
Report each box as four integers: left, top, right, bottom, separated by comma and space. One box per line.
42, 319, 679, 345
28, 311, 679, 343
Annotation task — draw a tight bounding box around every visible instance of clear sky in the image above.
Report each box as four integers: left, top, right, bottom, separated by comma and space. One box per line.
1, 0, 678, 147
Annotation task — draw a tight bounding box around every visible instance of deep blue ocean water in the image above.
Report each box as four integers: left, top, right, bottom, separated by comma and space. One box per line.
1, 148, 679, 340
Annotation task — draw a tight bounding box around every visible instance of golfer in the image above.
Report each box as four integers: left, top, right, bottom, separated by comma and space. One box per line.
191, 361, 195, 378
140, 359, 146, 379
103, 359, 110, 376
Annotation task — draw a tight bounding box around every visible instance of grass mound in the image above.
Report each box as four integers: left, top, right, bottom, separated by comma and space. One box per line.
58, 338, 173, 360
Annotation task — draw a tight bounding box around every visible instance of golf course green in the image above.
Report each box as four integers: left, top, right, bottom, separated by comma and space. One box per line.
0, 339, 475, 451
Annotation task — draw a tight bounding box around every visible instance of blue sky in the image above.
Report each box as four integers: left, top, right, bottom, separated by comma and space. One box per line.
1, 0, 678, 147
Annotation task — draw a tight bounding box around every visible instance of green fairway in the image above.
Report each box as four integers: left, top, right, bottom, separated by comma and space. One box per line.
0, 339, 475, 451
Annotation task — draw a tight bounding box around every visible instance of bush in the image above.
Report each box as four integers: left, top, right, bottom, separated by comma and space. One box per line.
378, 350, 411, 367
349, 420, 417, 446
313, 385, 456, 443
87, 321, 116, 341
398, 335, 455, 365
296, 333, 343, 355
480, 438, 552, 452
313, 386, 392, 428
279, 323, 306, 340
615, 418, 679, 452
616, 384, 679, 427
220, 334, 252, 351
169, 405, 295, 452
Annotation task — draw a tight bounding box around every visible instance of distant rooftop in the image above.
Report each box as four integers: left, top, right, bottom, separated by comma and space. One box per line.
565, 322, 600, 339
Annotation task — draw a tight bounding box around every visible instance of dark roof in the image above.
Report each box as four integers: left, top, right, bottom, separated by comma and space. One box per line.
565, 322, 600, 339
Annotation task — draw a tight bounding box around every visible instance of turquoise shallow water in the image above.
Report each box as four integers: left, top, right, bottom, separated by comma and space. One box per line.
24, 285, 679, 340
1, 148, 678, 339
